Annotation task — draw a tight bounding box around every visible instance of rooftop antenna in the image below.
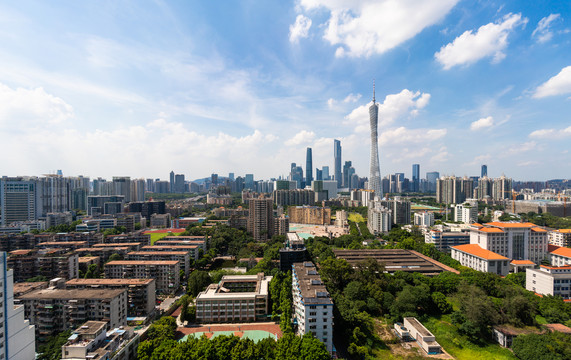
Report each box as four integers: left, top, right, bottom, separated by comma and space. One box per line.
373, 79, 376, 103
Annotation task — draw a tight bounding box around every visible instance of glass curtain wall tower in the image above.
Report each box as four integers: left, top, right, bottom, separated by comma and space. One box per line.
368, 83, 382, 197
306, 147, 313, 186
334, 139, 342, 187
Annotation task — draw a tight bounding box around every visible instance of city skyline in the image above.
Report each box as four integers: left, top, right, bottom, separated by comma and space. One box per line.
0, 1, 570, 180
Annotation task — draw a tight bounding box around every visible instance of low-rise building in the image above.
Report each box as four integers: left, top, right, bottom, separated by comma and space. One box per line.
550, 246, 571, 267
403, 317, 441, 355
65, 278, 156, 318
61, 321, 139, 360
451, 244, 510, 276
75, 247, 130, 264
18, 288, 128, 342
93, 242, 142, 252
150, 213, 171, 228
526, 265, 571, 299
196, 273, 271, 323
292, 262, 334, 354
425, 230, 470, 252
105, 260, 180, 294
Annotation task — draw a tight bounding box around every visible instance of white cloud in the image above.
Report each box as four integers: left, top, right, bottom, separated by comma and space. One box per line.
343, 93, 361, 103
289, 14, 312, 43
529, 126, 571, 139
470, 116, 494, 131
532, 66, 571, 98
285, 130, 316, 146
0, 83, 74, 127
506, 141, 538, 155
431, 146, 449, 163
298, 0, 459, 58
435, 13, 527, 69
379, 127, 447, 145
327, 98, 335, 108
532, 14, 560, 43
345, 89, 431, 133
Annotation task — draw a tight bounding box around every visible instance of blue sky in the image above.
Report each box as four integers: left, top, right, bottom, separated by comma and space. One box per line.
0, 0, 569, 182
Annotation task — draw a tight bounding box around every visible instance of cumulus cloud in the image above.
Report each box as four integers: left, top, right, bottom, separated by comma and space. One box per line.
532, 66, 571, 98
379, 127, 447, 145
529, 126, 571, 139
343, 93, 361, 103
506, 141, 537, 155
345, 89, 431, 133
532, 14, 560, 43
289, 14, 312, 43
0, 83, 74, 127
470, 116, 494, 131
435, 13, 527, 69
285, 130, 316, 146
298, 0, 459, 58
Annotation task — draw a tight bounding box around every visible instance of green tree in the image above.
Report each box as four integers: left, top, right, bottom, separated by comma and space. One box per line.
107, 253, 123, 262
38, 330, 72, 360
187, 270, 212, 297
84, 263, 99, 278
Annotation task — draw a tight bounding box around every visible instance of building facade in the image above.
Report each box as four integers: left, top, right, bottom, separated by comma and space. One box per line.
104, 260, 180, 294
292, 262, 333, 354
451, 244, 510, 276
526, 265, 571, 299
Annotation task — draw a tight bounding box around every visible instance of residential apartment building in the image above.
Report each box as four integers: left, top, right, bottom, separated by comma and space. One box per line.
453, 203, 478, 224
141, 245, 200, 261
195, 274, 271, 323
8, 248, 79, 282
75, 247, 130, 264
368, 202, 392, 234
292, 262, 334, 354
65, 278, 156, 317
548, 229, 571, 247
272, 189, 315, 207
425, 230, 470, 252
414, 211, 434, 227
0, 252, 36, 360
105, 260, 180, 294
288, 206, 331, 225
526, 265, 571, 299
18, 288, 127, 342
451, 244, 510, 276
62, 321, 139, 360
470, 222, 548, 264
126, 251, 190, 275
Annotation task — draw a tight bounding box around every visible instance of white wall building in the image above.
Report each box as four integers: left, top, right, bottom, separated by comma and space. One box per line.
453, 203, 478, 224
548, 229, 571, 247
549, 246, 571, 267
403, 317, 441, 355
526, 265, 571, 299
470, 222, 548, 264
451, 244, 510, 276
292, 262, 334, 354
368, 202, 392, 234
0, 252, 36, 360
414, 211, 434, 227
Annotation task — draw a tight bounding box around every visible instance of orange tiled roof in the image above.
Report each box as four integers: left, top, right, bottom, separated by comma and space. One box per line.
472, 223, 483, 228
551, 247, 571, 258
548, 244, 561, 253
478, 227, 505, 233
452, 244, 509, 260
553, 229, 571, 234
486, 222, 537, 228
531, 227, 547, 232
510, 260, 535, 265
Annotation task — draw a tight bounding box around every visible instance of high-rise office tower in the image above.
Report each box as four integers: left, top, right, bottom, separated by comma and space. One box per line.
334, 139, 342, 187
169, 171, 175, 193
412, 164, 420, 192
245, 174, 254, 190
305, 147, 313, 186
112, 176, 131, 203
368, 83, 381, 196
0, 177, 41, 226
343, 161, 352, 188
290, 163, 304, 189
322, 166, 330, 180
315, 168, 323, 181
228, 173, 235, 181
481, 165, 488, 178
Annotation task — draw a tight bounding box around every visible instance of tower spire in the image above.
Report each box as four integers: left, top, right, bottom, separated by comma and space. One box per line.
373, 79, 376, 103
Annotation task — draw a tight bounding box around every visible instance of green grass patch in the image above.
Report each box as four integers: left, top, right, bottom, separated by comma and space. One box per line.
535, 315, 548, 325
423, 315, 517, 360
348, 212, 365, 223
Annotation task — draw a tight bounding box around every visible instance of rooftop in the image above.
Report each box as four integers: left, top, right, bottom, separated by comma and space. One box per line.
128, 251, 189, 256
510, 260, 536, 265
106, 260, 179, 265
477, 227, 505, 233
292, 262, 332, 305
66, 278, 154, 286
544, 323, 571, 334
550, 247, 571, 258
18, 288, 126, 300
73, 321, 107, 336
452, 244, 508, 260
485, 222, 540, 229
553, 229, 571, 234
93, 243, 141, 247
196, 273, 271, 300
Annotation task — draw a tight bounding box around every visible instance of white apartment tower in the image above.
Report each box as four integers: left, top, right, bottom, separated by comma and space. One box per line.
0, 252, 36, 360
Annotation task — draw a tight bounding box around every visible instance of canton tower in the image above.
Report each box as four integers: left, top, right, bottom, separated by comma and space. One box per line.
368, 81, 382, 197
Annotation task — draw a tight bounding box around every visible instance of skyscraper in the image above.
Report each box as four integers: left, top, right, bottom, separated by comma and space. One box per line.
334, 139, 342, 187
0, 177, 41, 226
322, 166, 330, 180
412, 164, 420, 192
481, 165, 488, 178
169, 171, 175, 193
368, 83, 382, 196
306, 147, 313, 186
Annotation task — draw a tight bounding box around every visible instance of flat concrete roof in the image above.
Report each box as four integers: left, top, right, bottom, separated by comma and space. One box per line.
19, 288, 126, 300
292, 262, 332, 305
66, 278, 154, 286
